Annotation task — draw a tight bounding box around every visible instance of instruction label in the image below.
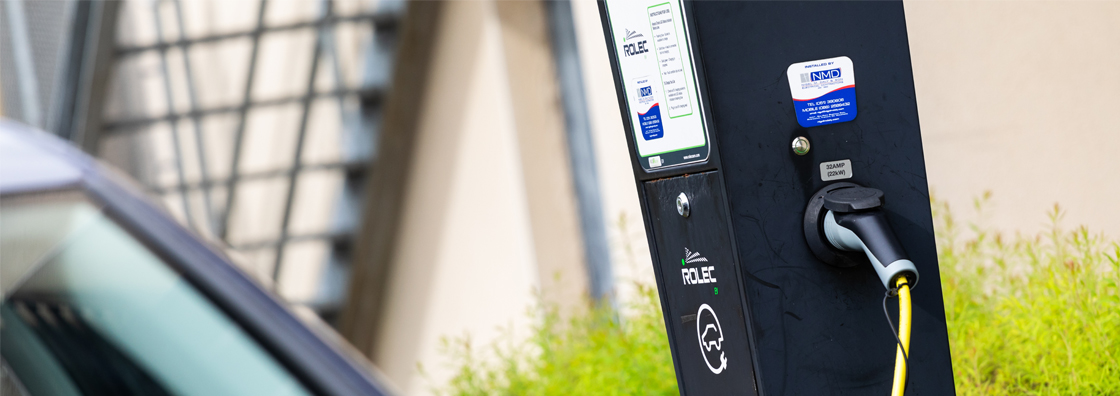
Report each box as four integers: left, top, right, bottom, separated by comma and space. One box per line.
605, 0, 709, 171
786, 56, 857, 128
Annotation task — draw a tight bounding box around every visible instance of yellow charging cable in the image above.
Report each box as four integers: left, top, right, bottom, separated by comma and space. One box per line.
890, 277, 912, 396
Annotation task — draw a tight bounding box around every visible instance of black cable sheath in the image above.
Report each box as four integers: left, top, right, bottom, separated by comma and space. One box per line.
883, 286, 910, 395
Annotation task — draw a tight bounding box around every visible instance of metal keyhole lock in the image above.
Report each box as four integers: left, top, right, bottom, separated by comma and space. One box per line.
676, 192, 690, 218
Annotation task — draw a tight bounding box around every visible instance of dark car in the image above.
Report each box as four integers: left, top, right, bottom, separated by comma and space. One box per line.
0, 120, 393, 396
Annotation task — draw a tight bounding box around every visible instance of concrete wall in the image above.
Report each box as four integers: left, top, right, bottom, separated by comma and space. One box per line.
906, 1, 1120, 237
370, 1, 590, 393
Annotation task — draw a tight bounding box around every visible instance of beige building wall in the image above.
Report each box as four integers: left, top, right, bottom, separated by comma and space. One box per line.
371, 0, 540, 391
495, 1, 591, 315
906, 1, 1120, 237
369, 1, 592, 393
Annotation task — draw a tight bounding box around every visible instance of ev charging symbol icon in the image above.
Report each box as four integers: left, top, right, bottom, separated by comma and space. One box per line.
696, 303, 727, 374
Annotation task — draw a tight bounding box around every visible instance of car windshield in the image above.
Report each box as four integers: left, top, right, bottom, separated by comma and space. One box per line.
0, 191, 312, 396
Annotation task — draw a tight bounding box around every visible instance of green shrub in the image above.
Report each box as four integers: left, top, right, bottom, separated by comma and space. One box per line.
436, 198, 1119, 395
934, 195, 1120, 394
433, 283, 678, 396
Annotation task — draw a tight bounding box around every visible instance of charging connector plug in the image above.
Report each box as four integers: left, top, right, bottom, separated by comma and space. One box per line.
819, 186, 918, 289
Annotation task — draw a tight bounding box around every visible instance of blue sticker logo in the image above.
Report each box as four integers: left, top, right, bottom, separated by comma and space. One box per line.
809, 68, 841, 81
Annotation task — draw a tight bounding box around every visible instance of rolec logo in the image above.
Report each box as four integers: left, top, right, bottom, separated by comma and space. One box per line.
621, 28, 648, 57
682, 247, 717, 285
696, 303, 728, 374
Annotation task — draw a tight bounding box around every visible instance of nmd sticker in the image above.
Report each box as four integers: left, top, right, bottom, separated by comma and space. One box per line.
633, 76, 663, 141
786, 56, 857, 128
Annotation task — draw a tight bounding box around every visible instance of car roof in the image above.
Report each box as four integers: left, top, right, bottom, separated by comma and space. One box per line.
0, 119, 85, 195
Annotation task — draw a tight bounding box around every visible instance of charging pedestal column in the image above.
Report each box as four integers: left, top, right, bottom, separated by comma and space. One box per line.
599, 1, 955, 395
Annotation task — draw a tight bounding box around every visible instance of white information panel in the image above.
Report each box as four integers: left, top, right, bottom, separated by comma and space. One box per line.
605, 0, 709, 171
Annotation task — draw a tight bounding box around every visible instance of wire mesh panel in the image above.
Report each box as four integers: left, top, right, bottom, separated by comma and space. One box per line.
96, 0, 403, 324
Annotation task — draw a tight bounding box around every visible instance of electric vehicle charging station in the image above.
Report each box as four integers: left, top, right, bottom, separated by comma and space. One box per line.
599, 1, 955, 395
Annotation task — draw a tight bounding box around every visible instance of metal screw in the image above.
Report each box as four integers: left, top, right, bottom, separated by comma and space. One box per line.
792, 136, 811, 156
676, 192, 690, 218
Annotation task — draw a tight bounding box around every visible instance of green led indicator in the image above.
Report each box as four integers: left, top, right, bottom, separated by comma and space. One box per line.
714, 287, 719, 295
681, 259, 686, 266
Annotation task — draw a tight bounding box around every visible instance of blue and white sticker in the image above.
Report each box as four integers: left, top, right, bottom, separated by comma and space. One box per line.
633, 76, 664, 141
786, 56, 857, 128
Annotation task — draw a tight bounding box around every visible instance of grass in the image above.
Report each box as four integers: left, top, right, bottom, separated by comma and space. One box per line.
435, 196, 1119, 395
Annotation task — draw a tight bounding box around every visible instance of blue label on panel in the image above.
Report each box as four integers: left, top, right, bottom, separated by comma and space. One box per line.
793, 86, 856, 128
638, 103, 663, 140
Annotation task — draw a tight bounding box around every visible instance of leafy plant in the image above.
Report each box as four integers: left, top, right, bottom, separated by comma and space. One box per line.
934, 195, 1120, 394
436, 197, 1119, 395
434, 284, 677, 396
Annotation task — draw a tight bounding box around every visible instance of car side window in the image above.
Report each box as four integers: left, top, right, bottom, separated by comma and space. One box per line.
1, 193, 312, 396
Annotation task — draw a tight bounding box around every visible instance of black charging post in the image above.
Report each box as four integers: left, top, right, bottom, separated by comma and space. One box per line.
598, 1, 955, 394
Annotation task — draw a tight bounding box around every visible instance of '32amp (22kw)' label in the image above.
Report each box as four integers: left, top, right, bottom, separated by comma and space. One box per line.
820, 159, 853, 181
